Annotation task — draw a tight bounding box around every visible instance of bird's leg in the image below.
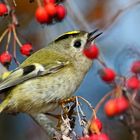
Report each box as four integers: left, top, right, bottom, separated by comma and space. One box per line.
56, 97, 77, 129
44, 97, 77, 130
59, 96, 76, 114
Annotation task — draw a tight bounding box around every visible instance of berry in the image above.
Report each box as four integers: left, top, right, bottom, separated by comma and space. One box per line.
104, 99, 118, 117
131, 60, 140, 74
89, 118, 102, 133
116, 96, 129, 113
45, 3, 56, 17
100, 68, 116, 83
0, 51, 12, 65
0, 3, 8, 16
83, 44, 99, 59
35, 6, 50, 24
20, 44, 33, 56
90, 133, 110, 140
126, 76, 139, 90
56, 5, 66, 20
104, 97, 129, 117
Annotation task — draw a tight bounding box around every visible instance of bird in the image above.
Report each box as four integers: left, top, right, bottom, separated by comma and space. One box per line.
0, 30, 102, 115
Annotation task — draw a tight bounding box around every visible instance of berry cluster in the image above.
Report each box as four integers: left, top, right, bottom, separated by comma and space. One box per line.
79, 117, 110, 140
0, 0, 67, 68
0, 24, 33, 67
35, 0, 66, 24
104, 96, 129, 117
0, 1, 34, 67
83, 42, 140, 119
83, 43, 116, 83
126, 60, 140, 90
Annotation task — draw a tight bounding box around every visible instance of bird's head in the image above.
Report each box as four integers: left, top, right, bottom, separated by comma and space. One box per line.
50, 30, 102, 71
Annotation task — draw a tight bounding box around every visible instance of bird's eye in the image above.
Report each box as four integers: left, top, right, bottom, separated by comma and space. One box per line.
73, 39, 82, 48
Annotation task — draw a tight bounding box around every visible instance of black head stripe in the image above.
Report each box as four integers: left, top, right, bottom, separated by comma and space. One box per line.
54, 31, 85, 42
23, 65, 36, 75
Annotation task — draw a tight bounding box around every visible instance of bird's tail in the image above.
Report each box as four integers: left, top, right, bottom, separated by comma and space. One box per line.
0, 99, 9, 113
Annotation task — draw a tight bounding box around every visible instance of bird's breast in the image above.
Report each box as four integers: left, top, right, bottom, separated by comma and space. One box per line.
8, 67, 84, 114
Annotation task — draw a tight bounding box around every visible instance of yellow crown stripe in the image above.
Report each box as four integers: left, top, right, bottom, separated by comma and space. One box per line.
55, 30, 81, 42
64, 31, 81, 35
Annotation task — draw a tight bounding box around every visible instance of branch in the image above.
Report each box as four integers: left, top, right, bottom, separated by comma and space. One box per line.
31, 113, 61, 139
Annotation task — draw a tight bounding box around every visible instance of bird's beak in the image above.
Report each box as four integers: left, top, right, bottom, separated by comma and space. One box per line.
87, 29, 103, 43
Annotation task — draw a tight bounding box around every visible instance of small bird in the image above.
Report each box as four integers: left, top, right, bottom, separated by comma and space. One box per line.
0, 30, 101, 115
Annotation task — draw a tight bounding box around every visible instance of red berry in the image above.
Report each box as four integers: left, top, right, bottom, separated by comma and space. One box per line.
104, 99, 118, 117
20, 44, 33, 56
35, 6, 50, 24
0, 51, 12, 65
83, 44, 99, 59
116, 96, 129, 113
90, 118, 102, 133
44, 0, 56, 5
45, 3, 56, 17
0, 3, 8, 16
100, 68, 116, 83
56, 5, 66, 20
131, 60, 140, 74
104, 97, 129, 117
126, 76, 139, 90
90, 133, 110, 140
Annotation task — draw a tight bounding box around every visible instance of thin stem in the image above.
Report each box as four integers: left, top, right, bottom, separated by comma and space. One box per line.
12, 0, 17, 6
4, 0, 19, 25
13, 38, 20, 66
78, 103, 86, 118
97, 57, 107, 68
36, 0, 42, 7
77, 96, 96, 118
0, 28, 9, 44
76, 96, 82, 125
95, 91, 113, 113
12, 25, 22, 47
5, 29, 11, 51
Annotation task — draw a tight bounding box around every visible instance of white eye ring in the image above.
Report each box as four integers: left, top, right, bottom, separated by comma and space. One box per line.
71, 38, 86, 51
73, 39, 82, 48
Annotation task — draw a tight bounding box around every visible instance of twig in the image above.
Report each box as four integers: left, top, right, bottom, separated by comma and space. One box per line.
36, 0, 42, 7
5, 28, 11, 51
78, 103, 86, 118
31, 113, 61, 139
12, 25, 22, 47
77, 96, 96, 118
12, 0, 17, 7
0, 28, 9, 43
76, 97, 82, 125
97, 57, 107, 68
4, 0, 19, 25
13, 37, 20, 66
95, 91, 113, 112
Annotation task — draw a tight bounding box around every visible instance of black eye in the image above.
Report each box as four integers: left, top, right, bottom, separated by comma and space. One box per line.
73, 40, 82, 48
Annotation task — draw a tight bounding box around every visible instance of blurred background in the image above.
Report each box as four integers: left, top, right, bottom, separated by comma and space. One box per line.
0, 0, 140, 139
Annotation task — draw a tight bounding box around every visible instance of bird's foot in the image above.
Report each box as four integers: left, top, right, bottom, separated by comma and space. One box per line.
59, 96, 76, 114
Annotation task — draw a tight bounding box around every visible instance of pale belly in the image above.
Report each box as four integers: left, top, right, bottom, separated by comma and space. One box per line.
6, 68, 83, 114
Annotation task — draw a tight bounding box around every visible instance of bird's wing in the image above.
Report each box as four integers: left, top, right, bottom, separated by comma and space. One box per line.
0, 61, 69, 91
